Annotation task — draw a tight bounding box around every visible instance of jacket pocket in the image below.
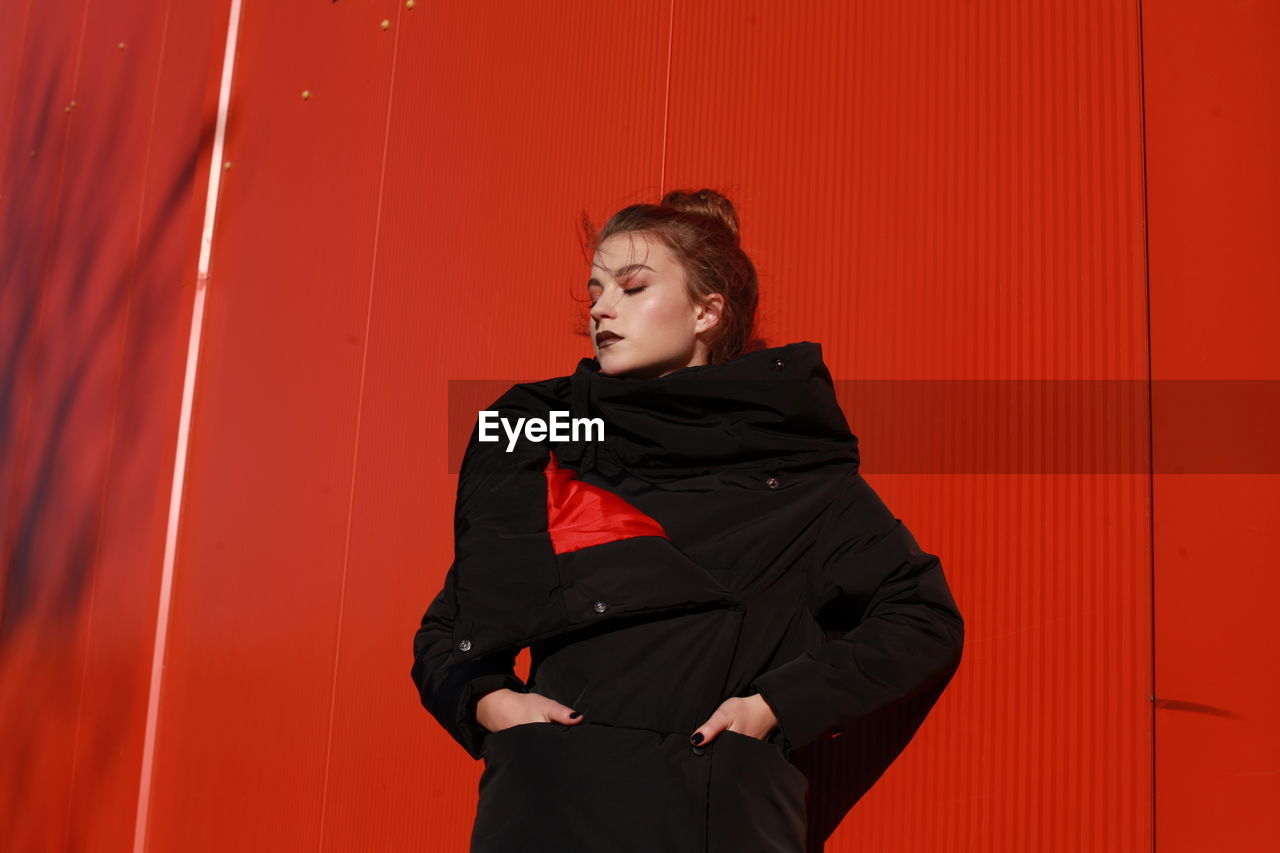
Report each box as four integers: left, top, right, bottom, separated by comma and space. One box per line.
480, 720, 559, 758
715, 729, 807, 786
706, 730, 808, 852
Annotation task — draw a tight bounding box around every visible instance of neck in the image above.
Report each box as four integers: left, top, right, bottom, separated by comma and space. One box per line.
554, 341, 859, 478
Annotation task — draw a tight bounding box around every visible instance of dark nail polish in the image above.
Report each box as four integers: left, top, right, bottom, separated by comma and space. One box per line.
690, 732, 704, 745
569, 711, 581, 719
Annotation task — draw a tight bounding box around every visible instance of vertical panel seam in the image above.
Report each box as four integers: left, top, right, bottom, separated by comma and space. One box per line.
59, 0, 109, 848
315, 4, 407, 851
0, 0, 35, 188
132, 1, 246, 850
71, 6, 176, 849
1134, 2, 1156, 853
660, 0, 674, 195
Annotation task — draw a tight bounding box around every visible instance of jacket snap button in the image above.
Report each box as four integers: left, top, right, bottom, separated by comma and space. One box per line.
593, 601, 607, 613
458, 639, 472, 652
772, 358, 786, 370
765, 476, 780, 489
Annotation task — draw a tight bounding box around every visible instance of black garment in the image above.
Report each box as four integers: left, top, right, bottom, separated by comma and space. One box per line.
411, 341, 964, 852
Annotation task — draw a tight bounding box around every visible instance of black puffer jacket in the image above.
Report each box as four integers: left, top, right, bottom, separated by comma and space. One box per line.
411, 341, 964, 853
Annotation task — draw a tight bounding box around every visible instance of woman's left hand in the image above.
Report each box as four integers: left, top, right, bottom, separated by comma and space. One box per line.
690, 694, 779, 745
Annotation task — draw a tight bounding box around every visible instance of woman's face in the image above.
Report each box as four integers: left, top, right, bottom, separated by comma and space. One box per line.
587, 232, 721, 379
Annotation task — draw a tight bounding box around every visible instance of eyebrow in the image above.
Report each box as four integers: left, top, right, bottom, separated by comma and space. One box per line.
587, 263, 655, 288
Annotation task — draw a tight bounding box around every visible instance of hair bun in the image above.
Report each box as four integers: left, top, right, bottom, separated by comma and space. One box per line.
659, 189, 740, 244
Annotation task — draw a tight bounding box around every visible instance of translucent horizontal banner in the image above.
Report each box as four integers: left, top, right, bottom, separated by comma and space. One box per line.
447, 380, 1280, 474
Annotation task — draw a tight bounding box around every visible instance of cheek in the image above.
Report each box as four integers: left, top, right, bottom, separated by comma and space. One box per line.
636, 293, 693, 330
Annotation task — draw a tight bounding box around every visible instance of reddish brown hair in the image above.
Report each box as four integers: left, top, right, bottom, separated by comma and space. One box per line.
574, 188, 765, 365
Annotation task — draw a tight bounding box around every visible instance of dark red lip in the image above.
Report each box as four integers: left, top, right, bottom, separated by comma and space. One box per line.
596, 332, 623, 346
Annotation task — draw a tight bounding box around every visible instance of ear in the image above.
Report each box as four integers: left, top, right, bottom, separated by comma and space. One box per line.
694, 293, 724, 335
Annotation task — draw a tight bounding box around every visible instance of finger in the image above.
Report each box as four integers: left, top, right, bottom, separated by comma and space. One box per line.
552, 703, 584, 724
690, 712, 728, 746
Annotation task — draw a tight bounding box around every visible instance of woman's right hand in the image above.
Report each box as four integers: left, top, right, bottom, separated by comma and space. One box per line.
475, 688, 584, 734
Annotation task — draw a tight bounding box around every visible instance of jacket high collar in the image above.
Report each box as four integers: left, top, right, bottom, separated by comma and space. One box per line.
557, 341, 860, 478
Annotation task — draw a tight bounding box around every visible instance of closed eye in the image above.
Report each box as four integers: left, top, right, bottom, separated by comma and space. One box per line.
589, 285, 646, 308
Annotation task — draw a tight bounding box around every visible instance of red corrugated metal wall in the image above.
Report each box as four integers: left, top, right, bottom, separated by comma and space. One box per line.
0, 1, 1274, 851
1142, 1, 1280, 851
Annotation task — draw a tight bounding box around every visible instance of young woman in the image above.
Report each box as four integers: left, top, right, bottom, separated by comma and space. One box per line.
411, 189, 964, 852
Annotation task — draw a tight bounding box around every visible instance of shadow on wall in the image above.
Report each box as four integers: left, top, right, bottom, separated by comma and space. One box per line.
0, 23, 220, 848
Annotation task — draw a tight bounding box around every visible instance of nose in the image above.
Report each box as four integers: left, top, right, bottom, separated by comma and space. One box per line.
590, 289, 621, 325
